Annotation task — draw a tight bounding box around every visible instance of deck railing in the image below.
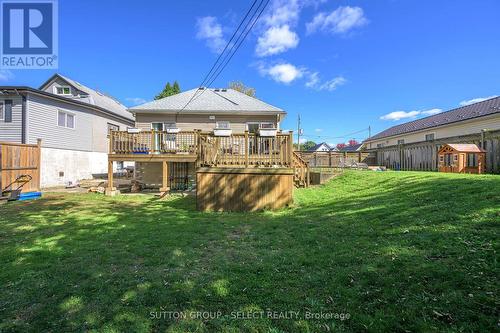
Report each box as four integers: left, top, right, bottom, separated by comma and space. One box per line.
109, 130, 294, 167
109, 130, 198, 155
198, 132, 293, 167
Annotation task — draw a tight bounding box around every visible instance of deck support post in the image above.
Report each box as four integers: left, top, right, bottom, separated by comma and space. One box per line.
160, 160, 170, 197
105, 159, 117, 196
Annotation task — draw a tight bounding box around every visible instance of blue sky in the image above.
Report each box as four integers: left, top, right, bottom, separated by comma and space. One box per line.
2, 0, 500, 144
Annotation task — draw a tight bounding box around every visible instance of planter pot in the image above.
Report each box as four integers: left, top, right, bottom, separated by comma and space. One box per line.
259, 129, 277, 137
166, 128, 181, 133
213, 129, 232, 136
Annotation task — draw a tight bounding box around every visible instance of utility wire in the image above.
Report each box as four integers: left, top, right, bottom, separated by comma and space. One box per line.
175, 0, 268, 117
188, 0, 270, 106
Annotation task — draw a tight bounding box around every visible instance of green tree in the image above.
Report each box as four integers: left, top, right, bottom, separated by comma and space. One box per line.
228, 81, 256, 97
155, 81, 181, 100
301, 141, 317, 151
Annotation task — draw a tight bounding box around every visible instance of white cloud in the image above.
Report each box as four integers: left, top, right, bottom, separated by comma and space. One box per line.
314, 128, 323, 132
459, 96, 498, 106
0, 70, 14, 81
196, 16, 226, 54
380, 111, 420, 121
256, 25, 299, 57
380, 108, 443, 121
318, 76, 346, 91
305, 72, 320, 88
299, 137, 308, 144
264, 0, 301, 27
421, 108, 443, 116
306, 6, 368, 35
126, 97, 147, 105
305, 72, 346, 91
259, 62, 304, 84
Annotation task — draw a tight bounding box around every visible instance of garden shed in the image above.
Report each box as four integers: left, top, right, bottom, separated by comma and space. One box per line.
438, 143, 486, 174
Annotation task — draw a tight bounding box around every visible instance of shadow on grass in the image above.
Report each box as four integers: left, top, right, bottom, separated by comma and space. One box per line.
0, 171, 498, 332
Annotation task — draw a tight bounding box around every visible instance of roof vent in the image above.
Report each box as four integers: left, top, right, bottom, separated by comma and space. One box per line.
198, 87, 205, 90
221, 89, 227, 92
214, 89, 220, 92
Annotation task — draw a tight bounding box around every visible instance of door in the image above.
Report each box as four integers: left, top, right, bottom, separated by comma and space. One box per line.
151, 123, 163, 153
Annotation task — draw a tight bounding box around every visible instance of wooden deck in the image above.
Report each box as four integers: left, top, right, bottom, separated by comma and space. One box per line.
107, 130, 309, 200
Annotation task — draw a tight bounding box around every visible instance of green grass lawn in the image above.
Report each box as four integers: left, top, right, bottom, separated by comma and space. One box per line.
0, 171, 498, 332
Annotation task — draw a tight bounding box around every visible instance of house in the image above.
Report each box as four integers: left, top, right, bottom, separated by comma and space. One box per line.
307, 142, 336, 152
437, 143, 486, 174
0, 74, 135, 187
338, 143, 362, 152
364, 96, 500, 173
126, 87, 286, 189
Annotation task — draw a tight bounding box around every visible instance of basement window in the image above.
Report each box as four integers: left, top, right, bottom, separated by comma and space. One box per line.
425, 133, 435, 141
397, 139, 405, 145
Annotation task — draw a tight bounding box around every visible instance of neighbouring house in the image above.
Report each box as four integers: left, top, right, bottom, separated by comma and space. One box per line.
437, 143, 486, 174
307, 142, 336, 152
364, 96, 500, 173
0, 74, 135, 187
338, 143, 362, 153
124, 87, 287, 189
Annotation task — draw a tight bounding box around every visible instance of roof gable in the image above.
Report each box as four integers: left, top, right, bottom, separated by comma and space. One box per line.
39, 74, 134, 121
130, 88, 285, 114
369, 96, 500, 141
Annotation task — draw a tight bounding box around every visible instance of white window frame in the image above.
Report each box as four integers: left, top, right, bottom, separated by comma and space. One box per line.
151, 122, 164, 131
0, 101, 4, 121
57, 110, 76, 129
397, 139, 405, 145
216, 121, 230, 129
425, 133, 435, 141
163, 122, 177, 129
259, 122, 275, 129
54, 85, 72, 96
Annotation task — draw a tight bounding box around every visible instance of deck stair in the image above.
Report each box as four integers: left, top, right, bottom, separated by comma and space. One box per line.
292, 152, 309, 188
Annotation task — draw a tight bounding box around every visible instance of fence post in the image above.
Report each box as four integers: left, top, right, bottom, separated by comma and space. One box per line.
244, 130, 249, 167
36, 139, 42, 191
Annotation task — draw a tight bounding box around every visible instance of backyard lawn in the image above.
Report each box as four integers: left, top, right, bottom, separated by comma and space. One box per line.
0, 171, 498, 332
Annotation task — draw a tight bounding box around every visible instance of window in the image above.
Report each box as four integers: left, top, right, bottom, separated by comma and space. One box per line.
55, 86, 71, 95
377, 143, 384, 148
247, 123, 260, 133
107, 123, 119, 134
444, 153, 452, 166
57, 110, 75, 129
425, 133, 435, 141
260, 122, 275, 129
216, 121, 230, 129
164, 122, 177, 129
397, 139, 405, 145
151, 123, 163, 131
467, 153, 478, 167
0, 101, 4, 121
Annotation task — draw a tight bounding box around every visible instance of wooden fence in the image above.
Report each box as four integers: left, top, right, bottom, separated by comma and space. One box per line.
296, 151, 370, 168
370, 131, 500, 173
0, 140, 41, 193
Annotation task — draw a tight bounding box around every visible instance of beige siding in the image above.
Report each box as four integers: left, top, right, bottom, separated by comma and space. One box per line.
0, 95, 23, 143
135, 113, 278, 133
366, 114, 500, 148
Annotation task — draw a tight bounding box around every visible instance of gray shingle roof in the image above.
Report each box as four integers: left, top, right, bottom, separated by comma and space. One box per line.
339, 143, 362, 152
368, 96, 500, 141
41, 74, 134, 121
129, 88, 285, 114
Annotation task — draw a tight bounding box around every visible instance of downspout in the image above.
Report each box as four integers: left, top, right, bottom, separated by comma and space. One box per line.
21, 94, 27, 144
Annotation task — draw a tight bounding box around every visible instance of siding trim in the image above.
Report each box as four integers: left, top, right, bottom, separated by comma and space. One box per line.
21, 95, 26, 143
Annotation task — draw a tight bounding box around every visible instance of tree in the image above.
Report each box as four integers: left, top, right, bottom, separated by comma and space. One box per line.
301, 141, 317, 151
336, 143, 347, 150
228, 81, 256, 97
348, 139, 359, 146
155, 81, 181, 100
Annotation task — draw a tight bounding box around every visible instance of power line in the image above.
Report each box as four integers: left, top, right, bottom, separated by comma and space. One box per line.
176, 0, 269, 116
